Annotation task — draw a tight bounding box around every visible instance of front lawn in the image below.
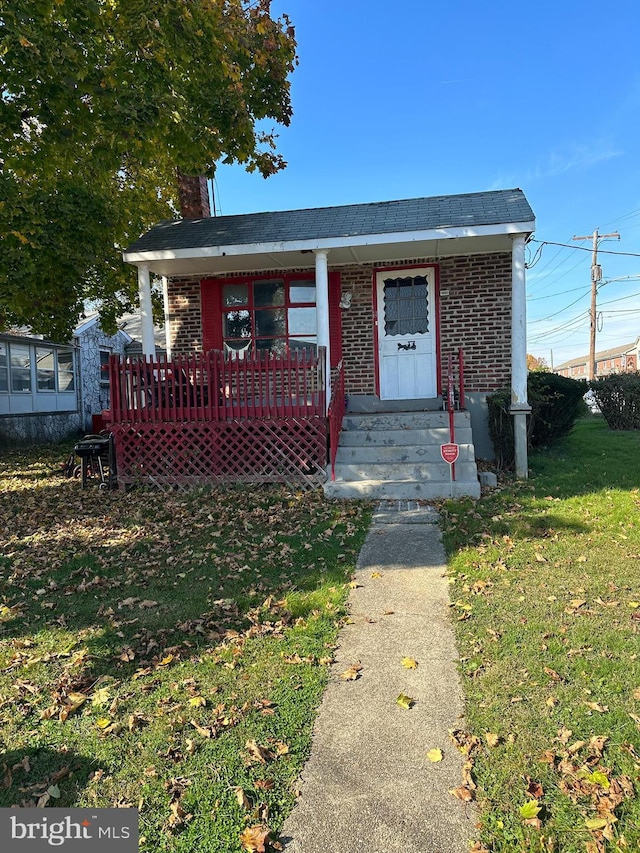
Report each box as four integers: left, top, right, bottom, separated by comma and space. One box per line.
443, 419, 640, 852
0, 444, 371, 851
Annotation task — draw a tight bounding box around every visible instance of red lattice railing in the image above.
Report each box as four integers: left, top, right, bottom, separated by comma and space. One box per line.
327, 360, 346, 481
110, 418, 327, 492
108, 348, 326, 424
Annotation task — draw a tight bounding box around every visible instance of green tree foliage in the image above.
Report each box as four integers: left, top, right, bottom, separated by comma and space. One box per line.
0, 0, 297, 340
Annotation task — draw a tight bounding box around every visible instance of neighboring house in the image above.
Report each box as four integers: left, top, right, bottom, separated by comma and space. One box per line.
110, 185, 535, 495
555, 338, 640, 378
75, 313, 166, 432
0, 314, 165, 447
74, 315, 133, 433
0, 331, 81, 447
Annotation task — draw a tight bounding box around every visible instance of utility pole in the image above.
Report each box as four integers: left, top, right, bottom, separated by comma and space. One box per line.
572, 229, 620, 380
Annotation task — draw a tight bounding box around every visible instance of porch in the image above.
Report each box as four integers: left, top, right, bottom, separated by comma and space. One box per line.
104, 347, 480, 497
105, 348, 329, 490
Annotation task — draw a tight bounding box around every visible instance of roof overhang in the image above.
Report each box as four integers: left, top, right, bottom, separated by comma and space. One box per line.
123, 220, 535, 278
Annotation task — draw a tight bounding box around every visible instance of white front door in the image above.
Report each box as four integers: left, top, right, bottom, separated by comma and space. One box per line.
376, 267, 437, 400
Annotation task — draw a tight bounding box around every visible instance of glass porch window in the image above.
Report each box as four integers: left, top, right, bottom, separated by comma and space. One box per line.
11, 344, 31, 392
221, 277, 317, 357
0, 343, 7, 393
36, 347, 56, 391
57, 349, 75, 392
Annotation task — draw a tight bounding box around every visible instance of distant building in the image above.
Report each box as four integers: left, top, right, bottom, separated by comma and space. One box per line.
555, 338, 640, 378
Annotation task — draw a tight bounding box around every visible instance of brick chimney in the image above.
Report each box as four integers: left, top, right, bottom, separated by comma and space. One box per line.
177, 173, 211, 219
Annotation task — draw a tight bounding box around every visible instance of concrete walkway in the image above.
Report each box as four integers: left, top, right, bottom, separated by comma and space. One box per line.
281, 501, 476, 853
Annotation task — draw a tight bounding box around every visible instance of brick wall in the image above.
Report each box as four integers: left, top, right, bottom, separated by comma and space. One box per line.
166, 250, 513, 396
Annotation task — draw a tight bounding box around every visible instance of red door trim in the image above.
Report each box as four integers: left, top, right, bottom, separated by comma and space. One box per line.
372, 263, 441, 398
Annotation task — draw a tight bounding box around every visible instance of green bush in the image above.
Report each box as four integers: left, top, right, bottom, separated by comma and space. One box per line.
590, 372, 640, 429
487, 373, 587, 469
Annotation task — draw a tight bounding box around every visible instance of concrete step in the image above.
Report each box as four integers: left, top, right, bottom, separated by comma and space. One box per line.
325, 407, 480, 502
335, 443, 475, 464
338, 427, 474, 447
324, 477, 481, 500
332, 461, 479, 482
346, 395, 443, 413
342, 411, 470, 432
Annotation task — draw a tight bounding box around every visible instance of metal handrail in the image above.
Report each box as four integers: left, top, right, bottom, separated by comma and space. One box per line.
327, 360, 346, 481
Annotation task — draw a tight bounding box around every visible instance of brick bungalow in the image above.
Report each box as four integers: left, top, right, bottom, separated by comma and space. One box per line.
115, 185, 535, 495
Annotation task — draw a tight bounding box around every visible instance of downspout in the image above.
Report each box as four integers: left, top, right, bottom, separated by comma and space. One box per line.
314, 249, 331, 410
510, 234, 531, 478
137, 263, 156, 358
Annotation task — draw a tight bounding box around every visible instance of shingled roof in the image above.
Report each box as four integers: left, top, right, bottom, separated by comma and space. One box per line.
126, 188, 534, 254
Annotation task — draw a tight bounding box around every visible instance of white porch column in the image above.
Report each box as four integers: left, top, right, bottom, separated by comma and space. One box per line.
314, 249, 331, 408
137, 263, 156, 358
510, 234, 530, 478
161, 275, 172, 359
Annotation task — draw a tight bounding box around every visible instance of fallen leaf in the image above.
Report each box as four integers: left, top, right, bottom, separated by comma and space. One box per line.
168, 799, 192, 830
401, 657, 418, 669
584, 701, 608, 713
91, 687, 111, 707
426, 748, 443, 762
340, 663, 362, 681
526, 778, 545, 799
485, 732, 501, 748
534, 552, 547, 563
585, 817, 608, 832
633, 687, 640, 701
234, 787, 251, 809
188, 696, 207, 708
544, 666, 562, 682
240, 824, 271, 852
245, 740, 274, 764
519, 800, 541, 820
370, 571, 382, 579
396, 693, 415, 710
449, 785, 474, 802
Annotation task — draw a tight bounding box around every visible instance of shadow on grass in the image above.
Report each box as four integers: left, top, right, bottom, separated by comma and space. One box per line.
0, 746, 105, 809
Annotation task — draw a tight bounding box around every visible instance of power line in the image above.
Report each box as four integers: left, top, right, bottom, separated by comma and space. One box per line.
530, 239, 639, 258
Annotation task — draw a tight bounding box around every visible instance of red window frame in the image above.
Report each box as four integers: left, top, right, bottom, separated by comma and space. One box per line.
201, 272, 343, 367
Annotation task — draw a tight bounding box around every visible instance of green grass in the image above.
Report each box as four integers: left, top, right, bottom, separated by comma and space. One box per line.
442, 418, 640, 853
0, 443, 371, 851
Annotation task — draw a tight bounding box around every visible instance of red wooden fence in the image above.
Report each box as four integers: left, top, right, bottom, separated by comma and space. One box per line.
108, 348, 326, 424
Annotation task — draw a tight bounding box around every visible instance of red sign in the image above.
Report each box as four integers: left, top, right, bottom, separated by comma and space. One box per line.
440, 443, 459, 465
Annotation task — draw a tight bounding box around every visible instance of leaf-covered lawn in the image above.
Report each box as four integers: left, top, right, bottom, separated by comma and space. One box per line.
0, 443, 371, 852
442, 419, 640, 853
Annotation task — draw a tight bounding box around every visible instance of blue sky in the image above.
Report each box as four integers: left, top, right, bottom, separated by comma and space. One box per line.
216, 1, 640, 367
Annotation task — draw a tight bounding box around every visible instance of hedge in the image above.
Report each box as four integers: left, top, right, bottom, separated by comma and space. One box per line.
590, 372, 640, 430
487, 372, 587, 470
